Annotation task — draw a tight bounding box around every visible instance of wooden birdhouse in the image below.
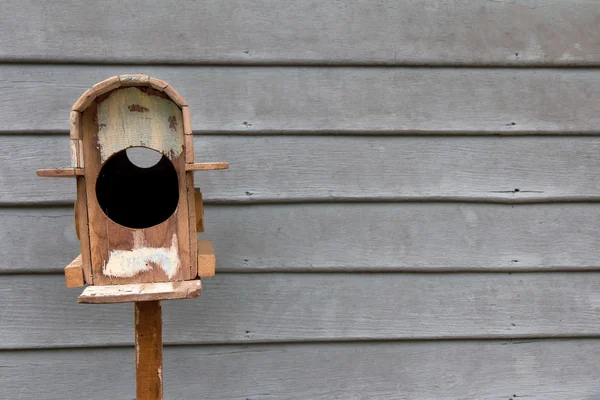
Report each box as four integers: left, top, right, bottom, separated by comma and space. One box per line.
37, 74, 228, 303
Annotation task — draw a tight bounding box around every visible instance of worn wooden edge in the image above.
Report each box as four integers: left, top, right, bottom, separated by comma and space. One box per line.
185, 162, 229, 171
92, 75, 121, 96
194, 188, 204, 233
149, 77, 169, 91
36, 168, 84, 177
73, 200, 79, 241
119, 73, 149, 86
187, 173, 198, 278
69, 111, 81, 140
197, 240, 215, 278
71, 88, 97, 112
64, 255, 84, 288
76, 177, 93, 284
185, 134, 195, 163
182, 106, 192, 135
163, 85, 188, 107
78, 280, 202, 304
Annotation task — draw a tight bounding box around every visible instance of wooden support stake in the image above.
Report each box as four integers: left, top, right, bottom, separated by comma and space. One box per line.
135, 301, 163, 400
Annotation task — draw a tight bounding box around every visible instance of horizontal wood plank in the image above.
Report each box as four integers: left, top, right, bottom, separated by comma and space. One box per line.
1, 273, 600, 349
3, 203, 600, 274
2, 0, 600, 66
8, 135, 600, 204
2, 66, 600, 134
4, 340, 600, 399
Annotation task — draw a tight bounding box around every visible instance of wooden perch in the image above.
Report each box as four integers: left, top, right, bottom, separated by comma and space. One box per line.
185, 162, 229, 171
78, 280, 202, 304
37, 168, 84, 177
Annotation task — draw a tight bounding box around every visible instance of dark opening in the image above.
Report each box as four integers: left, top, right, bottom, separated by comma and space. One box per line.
96, 147, 179, 229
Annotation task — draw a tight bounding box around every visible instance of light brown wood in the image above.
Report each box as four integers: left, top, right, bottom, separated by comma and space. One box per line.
197, 240, 215, 278
182, 106, 192, 135
82, 92, 192, 285
69, 111, 81, 140
92, 76, 121, 96
163, 85, 187, 107
71, 88, 96, 112
184, 134, 194, 163
76, 176, 93, 283
77, 280, 201, 303
119, 74, 149, 86
187, 173, 198, 278
64, 255, 84, 288
74, 200, 79, 241
148, 77, 169, 91
36, 168, 84, 177
135, 301, 163, 400
194, 188, 204, 232
185, 162, 229, 171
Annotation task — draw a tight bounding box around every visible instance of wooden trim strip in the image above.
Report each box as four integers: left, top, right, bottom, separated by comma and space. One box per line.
185, 162, 228, 171
36, 168, 84, 177
163, 85, 188, 107
71, 88, 97, 112
182, 106, 192, 135
92, 75, 121, 96
119, 74, 149, 86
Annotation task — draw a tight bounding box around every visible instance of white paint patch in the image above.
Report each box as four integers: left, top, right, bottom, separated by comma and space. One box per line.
103, 234, 180, 278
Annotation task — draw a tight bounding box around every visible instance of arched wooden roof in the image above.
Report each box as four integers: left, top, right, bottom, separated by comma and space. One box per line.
69, 74, 192, 141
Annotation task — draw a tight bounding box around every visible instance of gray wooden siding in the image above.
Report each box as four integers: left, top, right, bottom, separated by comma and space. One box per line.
2, 0, 600, 66
2, 1, 600, 399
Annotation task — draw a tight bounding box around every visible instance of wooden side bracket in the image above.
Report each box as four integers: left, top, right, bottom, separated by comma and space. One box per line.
185, 162, 229, 171
64, 255, 85, 288
197, 240, 216, 278
36, 168, 84, 177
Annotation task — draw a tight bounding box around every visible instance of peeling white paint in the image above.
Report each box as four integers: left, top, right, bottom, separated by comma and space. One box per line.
97, 87, 183, 162
103, 234, 180, 278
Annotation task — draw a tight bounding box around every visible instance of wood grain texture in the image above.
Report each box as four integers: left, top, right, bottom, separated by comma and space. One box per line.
135, 301, 163, 400
5, 203, 600, 274
76, 176, 93, 283
78, 280, 202, 304
197, 240, 215, 278
64, 254, 84, 288
3, 66, 600, 134
36, 168, 83, 177
2, 0, 600, 66
82, 93, 191, 285
2, 272, 600, 349
4, 340, 600, 399
10, 135, 600, 205
185, 162, 228, 171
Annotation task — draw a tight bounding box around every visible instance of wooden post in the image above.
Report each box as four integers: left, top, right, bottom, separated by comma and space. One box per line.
135, 301, 163, 400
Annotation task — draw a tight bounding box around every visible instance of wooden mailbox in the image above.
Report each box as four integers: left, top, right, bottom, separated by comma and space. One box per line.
36, 74, 228, 399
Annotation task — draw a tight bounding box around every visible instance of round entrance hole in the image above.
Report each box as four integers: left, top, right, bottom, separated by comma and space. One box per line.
96, 147, 179, 229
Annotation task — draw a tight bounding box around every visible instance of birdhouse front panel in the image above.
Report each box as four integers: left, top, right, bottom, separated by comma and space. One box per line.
81, 86, 192, 285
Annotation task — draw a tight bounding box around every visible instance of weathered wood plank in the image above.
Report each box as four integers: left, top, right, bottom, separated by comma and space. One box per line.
2, 273, 600, 349
3, 203, 600, 274
2, 0, 600, 66
78, 280, 202, 304
8, 135, 600, 204
2, 66, 600, 134
3, 340, 600, 399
